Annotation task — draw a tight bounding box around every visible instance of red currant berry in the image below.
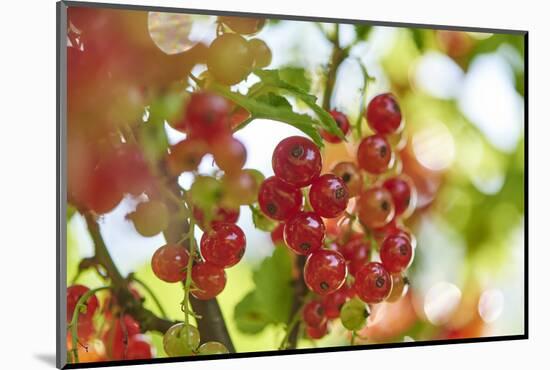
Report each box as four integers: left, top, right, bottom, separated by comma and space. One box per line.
221, 170, 259, 207
193, 206, 240, 230
382, 176, 417, 218
125, 335, 153, 360
306, 321, 328, 339
321, 285, 349, 319
339, 236, 371, 276
356, 187, 395, 229
212, 135, 247, 174
81, 160, 124, 214
67, 285, 99, 323
357, 134, 394, 175
283, 212, 325, 255
103, 314, 141, 360
111, 145, 154, 196
320, 110, 351, 143
272, 136, 322, 187
200, 223, 246, 268
190, 263, 227, 300
331, 162, 362, 197
309, 174, 350, 218
354, 262, 392, 304
185, 92, 231, 140
258, 176, 302, 221
166, 138, 209, 176
380, 234, 414, 273
151, 244, 190, 283
304, 250, 347, 296
366, 93, 402, 135
270, 223, 285, 246
386, 274, 409, 302
302, 300, 327, 328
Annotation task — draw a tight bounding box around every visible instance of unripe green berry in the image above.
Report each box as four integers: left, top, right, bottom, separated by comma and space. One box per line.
198, 341, 229, 355
340, 298, 369, 331
163, 323, 200, 356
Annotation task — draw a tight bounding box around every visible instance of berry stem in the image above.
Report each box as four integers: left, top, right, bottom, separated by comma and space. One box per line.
83, 213, 176, 333
354, 59, 374, 139
181, 211, 196, 349
130, 276, 169, 319
322, 24, 347, 111
278, 304, 303, 350
68, 286, 111, 364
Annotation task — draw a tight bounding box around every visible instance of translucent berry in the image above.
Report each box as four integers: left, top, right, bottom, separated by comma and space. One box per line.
386, 274, 410, 302
125, 335, 153, 360
302, 300, 327, 327
382, 176, 417, 218
193, 206, 240, 230
190, 263, 227, 300
219, 16, 266, 35
366, 93, 402, 135
221, 170, 258, 207
198, 341, 229, 355
356, 187, 395, 229
339, 236, 371, 276
320, 110, 351, 143
212, 136, 247, 174
166, 138, 209, 175
340, 298, 370, 331
67, 285, 99, 323
200, 223, 246, 268
128, 200, 169, 237
248, 38, 272, 68
163, 323, 200, 356
283, 212, 325, 255
207, 33, 253, 85
272, 136, 322, 187
189, 176, 223, 210
151, 244, 190, 283
357, 134, 394, 174
309, 174, 350, 218
321, 285, 349, 319
270, 223, 285, 246
380, 234, 414, 273
258, 176, 302, 221
103, 315, 141, 360
354, 262, 392, 304
304, 250, 347, 296
331, 162, 362, 197
185, 92, 231, 139
306, 321, 328, 339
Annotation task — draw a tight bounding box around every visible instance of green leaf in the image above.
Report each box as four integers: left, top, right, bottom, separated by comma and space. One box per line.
278, 67, 312, 92
252, 247, 293, 323
209, 83, 324, 146
254, 69, 345, 141
234, 292, 271, 334
255, 92, 293, 109
249, 204, 277, 232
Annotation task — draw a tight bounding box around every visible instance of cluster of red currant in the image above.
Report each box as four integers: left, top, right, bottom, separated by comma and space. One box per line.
67, 285, 154, 360
267, 93, 416, 339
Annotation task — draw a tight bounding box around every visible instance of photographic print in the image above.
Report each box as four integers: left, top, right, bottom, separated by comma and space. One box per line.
58, 2, 527, 368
